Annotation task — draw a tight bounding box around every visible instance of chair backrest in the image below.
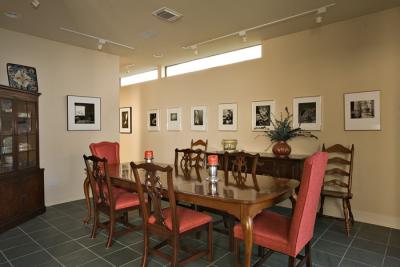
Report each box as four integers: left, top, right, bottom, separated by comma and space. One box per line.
288, 152, 328, 256
130, 162, 178, 233
322, 144, 354, 194
89, 141, 120, 165
190, 139, 208, 168
223, 152, 260, 191
174, 148, 203, 181
83, 155, 114, 208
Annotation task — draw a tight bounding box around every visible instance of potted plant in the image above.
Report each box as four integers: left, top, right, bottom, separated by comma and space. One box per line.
266, 107, 317, 157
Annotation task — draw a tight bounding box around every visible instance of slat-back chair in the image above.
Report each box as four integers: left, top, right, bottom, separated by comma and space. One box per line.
319, 144, 355, 236
174, 148, 203, 182
223, 152, 260, 191
130, 162, 213, 267
83, 155, 140, 248
190, 139, 208, 168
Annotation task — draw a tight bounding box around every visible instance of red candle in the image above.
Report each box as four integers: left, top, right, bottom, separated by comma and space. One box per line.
144, 150, 153, 159
208, 155, 218, 165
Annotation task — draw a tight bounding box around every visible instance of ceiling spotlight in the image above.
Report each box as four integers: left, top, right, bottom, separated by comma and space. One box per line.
315, 16, 323, 24
153, 53, 164, 58
238, 31, 247, 42
4, 11, 19, 19
317, 7, 327, 15
31, 0, 40, 9
97, 39, 106, 50
190, 45, 198, 55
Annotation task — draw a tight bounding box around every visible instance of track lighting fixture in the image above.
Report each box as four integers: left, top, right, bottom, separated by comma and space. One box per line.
31, 0, 40, 9
97, 39, 106, 50
182, 3, 335, 52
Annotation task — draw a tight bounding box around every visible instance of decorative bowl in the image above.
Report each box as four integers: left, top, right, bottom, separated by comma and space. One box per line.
222, 139, 238, 151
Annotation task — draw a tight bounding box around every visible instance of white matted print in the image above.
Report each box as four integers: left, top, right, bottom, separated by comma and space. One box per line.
67, 95, 101, 131
218, 103, 237, 131
252, 100, 275, 131
191, 106, 207, 131
167, 107, 182, 131
147, 109, 160, 131
344, 90, 380, 130
293, 96, 322, 131
119, 107, 132, 134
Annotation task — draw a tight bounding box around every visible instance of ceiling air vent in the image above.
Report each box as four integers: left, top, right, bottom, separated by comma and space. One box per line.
152, 7, 182, 22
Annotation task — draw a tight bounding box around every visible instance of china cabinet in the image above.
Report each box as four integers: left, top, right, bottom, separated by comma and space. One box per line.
0, 85, 44, 233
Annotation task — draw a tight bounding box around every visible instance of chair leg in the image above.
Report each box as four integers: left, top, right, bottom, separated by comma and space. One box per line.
318, 195, 325, 216
347, 199, 355, 224
233, 238, 240, 267
342, 199, 351, 237
83, 177, 91, 224
288, 256, 296, 267
208, 222, 213, 262
141, 227, 149, 267
305, 242, 312, 267
107, 213, 115, 248
91, 209, 99, 238
171, 236, 179, 267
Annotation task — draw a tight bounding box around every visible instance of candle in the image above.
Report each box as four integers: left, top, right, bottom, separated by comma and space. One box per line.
208, 155, 218, 166
144, 150, 153, 159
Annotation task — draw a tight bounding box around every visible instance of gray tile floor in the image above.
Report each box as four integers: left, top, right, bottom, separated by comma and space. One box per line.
0, 199, 399, 267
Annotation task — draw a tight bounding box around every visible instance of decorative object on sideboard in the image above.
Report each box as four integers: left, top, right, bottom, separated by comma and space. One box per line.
251, 100, 275, 131
67, 95, 101, 131
7, 63, 39, 92
119, 107, 132, 134
222, 139, 238, 152
344, 90, 380, 131
293, 96, 322, 130
266, 107, 317, 158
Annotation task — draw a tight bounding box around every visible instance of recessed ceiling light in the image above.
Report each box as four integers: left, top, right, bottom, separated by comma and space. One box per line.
125, 64, 135, 69
4, 11, 20, 19
153, 53, 164, 58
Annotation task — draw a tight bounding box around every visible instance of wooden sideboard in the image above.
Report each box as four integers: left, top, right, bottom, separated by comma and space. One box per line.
207, 151, 307, 180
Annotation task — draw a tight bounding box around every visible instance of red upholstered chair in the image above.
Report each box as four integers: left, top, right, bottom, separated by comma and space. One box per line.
233, 152, 328, 267
89, 141, 120, 164
83, 155, 140, 248
130, 162, 213, 266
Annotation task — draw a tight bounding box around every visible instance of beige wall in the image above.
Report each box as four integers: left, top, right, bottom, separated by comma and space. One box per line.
120, 7, 400, 229
0, 28, 120, 206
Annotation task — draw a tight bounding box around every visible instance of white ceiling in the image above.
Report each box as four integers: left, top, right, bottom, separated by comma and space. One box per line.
1, 0, 400, 76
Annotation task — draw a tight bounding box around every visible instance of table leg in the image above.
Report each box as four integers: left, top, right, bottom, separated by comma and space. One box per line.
241, 215, 254, 267
83, 177, 91, 224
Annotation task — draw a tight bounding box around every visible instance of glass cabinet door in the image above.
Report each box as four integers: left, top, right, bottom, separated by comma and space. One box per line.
0, 99, 14, 173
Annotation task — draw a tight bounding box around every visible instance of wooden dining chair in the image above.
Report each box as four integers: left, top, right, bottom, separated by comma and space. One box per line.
190, 139, 208, 168
83, 155, 141, 248
319, 144, 355, 236
130, 162, 213, 267
223, 151, 260, 191
174, 148, 203, 181
233, 152, 328, 267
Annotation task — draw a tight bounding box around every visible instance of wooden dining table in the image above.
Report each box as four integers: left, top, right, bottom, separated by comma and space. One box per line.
83, 162, 299, 267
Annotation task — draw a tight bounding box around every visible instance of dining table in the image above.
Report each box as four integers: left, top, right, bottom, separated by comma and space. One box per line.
83, 162, 299, 267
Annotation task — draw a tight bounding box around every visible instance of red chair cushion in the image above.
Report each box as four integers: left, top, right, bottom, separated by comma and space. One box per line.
113, 191, 140, 210
149, 207, 212, 233
234, 210, 291, 255
89, 142, 120, 164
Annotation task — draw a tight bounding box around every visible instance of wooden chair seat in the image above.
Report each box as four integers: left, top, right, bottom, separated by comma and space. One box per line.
148, 207, 213, 233
321, 189, 353, 199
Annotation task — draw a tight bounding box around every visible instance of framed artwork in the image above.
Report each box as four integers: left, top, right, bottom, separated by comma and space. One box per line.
167, 107, 182, 131
119, 107, 132, 134
344, 90, 380, 130
293, 96, 322, 130
251, 100, 275, 131
218, 103, 237, 131
191, 106, 207, 131
7, 63, 39, 92
147, 109, 160, 131
67, 95, 101, 131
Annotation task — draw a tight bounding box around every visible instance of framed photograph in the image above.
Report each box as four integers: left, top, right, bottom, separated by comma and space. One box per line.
167, 107, 182, 131
344, 90, 380, 130
293, 96, 322, 130
251, 100, 275, 131
7, 63, 39, 92
191, 106, 207, 131
119, 107, 132, 134
218, 103, 237, 131
147, 109, 160, 131
67, 95, 101, 131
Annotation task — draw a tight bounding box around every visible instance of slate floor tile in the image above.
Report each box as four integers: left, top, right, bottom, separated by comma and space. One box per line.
87, 241, 124, 256
388, 246, 400, 259
35, 233, 71, 248
46, 240, 84, 258
311, 250, 341, 267
103, 247, 141, 266
339, 259, 373, 267
19, 218, 51, 233
0, 235, 33, 251
313, 239, 348, 257
383, 256, 400, 267
321, 230, 353, 246
79, 257, 114, 266
0, 253, 6, 263
10, 251, 54, 267
0, 228, 25, 241
2, 242, 41, 260
345, 247, 384, 266
351, 238, 387, 254
57, 248, 98, 266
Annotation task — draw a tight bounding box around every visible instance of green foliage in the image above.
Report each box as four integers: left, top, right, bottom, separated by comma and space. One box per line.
265, 107, 317, 142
